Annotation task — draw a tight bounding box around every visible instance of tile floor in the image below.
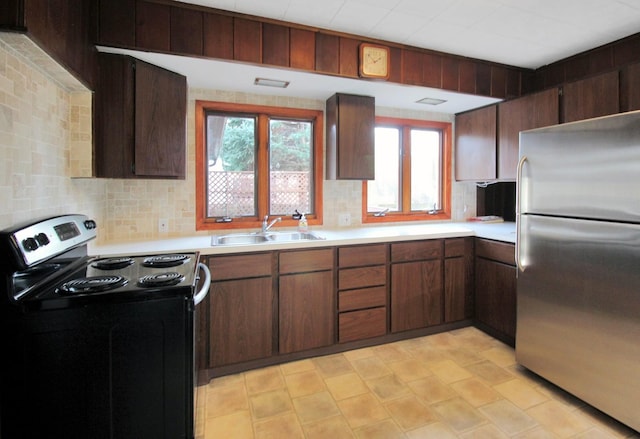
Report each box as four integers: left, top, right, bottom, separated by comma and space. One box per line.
195, 327, 639, 438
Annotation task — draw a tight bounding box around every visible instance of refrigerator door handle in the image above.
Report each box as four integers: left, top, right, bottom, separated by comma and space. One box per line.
516, 155, 528, 272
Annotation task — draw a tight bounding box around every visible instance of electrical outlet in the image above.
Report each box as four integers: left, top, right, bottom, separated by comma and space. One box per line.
338, 213, 351, 227
158, 218, 168, 233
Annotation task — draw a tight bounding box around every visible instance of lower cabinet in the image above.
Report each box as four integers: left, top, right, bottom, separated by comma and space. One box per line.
475, 238, 517, 345
444, 238, 474, 322
279, 249, 335, 354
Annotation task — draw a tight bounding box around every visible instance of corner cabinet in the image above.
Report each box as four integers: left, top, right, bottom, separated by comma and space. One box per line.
454, 105, 497, 181
94, 53, 187, 179
326, 93, 375, 180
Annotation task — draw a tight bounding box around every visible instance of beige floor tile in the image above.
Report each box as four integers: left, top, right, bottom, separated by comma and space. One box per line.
350, 356, 392, 380
206, 372, 245, 389
576, 405, 639, 438
406, 421, 459, 439
313, 354, 354, 378
249, 388, 293, 420
450, 327, 499, 352
511, 426, 558, 439
460, 424, 510, 438
373, 343, 412, 363
204, 410, 254, 439
325, 372, 369, 401
574, 428, 627, 439
429, 359, 473, 384
245, 366, 285, 395
343, 347, 375, 361
302, 414, 355, 439
366, 374, 411, 401
205, 380, 249, 418
292, 391, 341, 424
338, 393, 390, 429
424, 332, 459, 349
527, 400, 594, 438
253, 412, 304, 439
384, 395, 437, 431
407, 375, 458, 405
387, 359, 432, 382
284, 369, 326, 398
465, 360, 514, 385
480, 344, 517, 367
493, 378, 549, 409
450, 377, 502, 407
479, 399, 539, 436
444, 347, 484, 366
279, 358, 316, 376
430, 396, 487, 432
354, 419, 406, 439
406, 345, 450, 367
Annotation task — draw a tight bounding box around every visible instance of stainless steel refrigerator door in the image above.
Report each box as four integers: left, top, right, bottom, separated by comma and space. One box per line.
516, 214, 640, 432
518, 110, 640, 223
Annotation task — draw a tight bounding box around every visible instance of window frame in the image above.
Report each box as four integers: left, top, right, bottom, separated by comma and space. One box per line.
195, 100, 324, 231
362, 116, 452, 224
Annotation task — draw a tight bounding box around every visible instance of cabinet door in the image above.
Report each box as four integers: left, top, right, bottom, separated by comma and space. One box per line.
475, 257, 516, 342
279, 271, 334, 354
562, 71, 619, 123
326, 93, 375, 180
497, 88, 559, 180
444, 238, 474, 322
455, 105, 497, 181
391, 260, 442, 332
210, 277, 273, 367
621, 62, 640, 112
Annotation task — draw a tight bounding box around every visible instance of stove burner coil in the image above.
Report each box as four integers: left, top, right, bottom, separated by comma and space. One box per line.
142, 254, 190, 268
137, 272, 185, 288
57, 275, 128, 295
91, 257, 134, 270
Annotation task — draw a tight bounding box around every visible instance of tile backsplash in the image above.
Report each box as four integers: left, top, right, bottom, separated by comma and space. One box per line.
0, 39, 476, 244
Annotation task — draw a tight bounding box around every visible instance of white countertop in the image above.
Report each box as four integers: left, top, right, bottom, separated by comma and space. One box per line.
89, 221, 515, 257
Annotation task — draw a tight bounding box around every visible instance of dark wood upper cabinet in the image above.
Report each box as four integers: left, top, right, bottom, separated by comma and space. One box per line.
170, 6, 203, 56
621, 62, 640, 112
562, 70, 619, 123
135, 1, 170, 52
455, 105, 497, 181
98, 0, 135, 48
497, 88, 559, 180
1, 0, 96, 88
326, 93, 375, 180
94, 53, 187, 179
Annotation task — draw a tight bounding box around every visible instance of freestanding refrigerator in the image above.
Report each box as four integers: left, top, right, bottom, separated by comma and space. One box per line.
516, 110, 640, 432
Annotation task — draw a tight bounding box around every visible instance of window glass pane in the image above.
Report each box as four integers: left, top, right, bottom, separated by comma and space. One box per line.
410, 129, 441, 211
367, 127, 400, 212
206, 114, 256, 218
269, 119, 313, 215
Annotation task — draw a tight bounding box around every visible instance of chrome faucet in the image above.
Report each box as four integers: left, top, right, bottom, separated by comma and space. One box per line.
262, 215, 282, 233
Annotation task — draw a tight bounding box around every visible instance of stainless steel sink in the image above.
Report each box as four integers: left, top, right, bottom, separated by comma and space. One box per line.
211, 231, 324, 246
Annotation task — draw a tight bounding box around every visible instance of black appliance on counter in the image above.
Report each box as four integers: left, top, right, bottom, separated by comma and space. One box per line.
0, 214, 210, 439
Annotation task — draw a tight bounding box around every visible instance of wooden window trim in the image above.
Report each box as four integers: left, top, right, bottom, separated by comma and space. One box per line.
195, 100, 324, 231
362, 116, 452, 224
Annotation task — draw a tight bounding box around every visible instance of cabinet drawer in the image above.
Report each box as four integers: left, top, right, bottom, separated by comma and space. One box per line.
339, 307, 386, 343
339, 244, 386, 268
445, 238, 466, 258
339, 286, 386, 312
279, 248, 333, 274
209, 253, 272, 280
339, 265, 386, 290
475, 238, 515, 266
391, 240, 442, 262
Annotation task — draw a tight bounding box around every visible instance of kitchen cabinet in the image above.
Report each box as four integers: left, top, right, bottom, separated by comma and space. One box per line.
621, 62, 640, 112
94, 52, 187, 179
562, 71, 619, 123
207, 253, 274, 367
474, 238, 516, 346
497, 88, 559, 180
455, 105, 497, 181
279, 249, 335, 354
444, 238, 474, 322
337, 244, 387, 343
326, 93, 375, 180
390, 240, 443, 332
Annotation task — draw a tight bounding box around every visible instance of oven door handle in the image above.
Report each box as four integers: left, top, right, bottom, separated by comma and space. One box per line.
194, 262, 211, 306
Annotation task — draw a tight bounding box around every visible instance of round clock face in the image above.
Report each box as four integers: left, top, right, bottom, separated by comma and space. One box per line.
360, 45, 389, 78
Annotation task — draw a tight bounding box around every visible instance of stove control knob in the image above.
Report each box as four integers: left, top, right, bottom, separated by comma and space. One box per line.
22, 237, 39, 252
84, 220, 97, 230
35, 233, 50, 246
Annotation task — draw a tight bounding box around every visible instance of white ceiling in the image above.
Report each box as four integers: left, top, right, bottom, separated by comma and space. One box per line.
106, 0, 640, 114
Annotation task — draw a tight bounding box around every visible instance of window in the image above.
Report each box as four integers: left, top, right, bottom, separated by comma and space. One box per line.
196, 101, 323, 230
363, 116, 451, 223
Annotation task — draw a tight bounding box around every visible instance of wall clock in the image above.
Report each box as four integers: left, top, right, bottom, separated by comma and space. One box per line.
359, 43, 390, 79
